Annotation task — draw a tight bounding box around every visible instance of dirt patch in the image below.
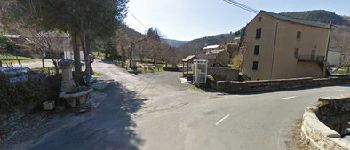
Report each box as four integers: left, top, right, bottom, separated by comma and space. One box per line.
285, 119, 312, 150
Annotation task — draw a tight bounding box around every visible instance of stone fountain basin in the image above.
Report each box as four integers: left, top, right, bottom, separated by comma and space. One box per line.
59, 87, 93, 107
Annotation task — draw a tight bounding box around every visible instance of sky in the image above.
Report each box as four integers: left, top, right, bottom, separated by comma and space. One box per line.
125, 0, 350, 41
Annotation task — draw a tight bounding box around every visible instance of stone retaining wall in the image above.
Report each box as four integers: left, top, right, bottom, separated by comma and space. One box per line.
301, 96, 350, 150
207, 76, 350, 93
207, 67, 239, 81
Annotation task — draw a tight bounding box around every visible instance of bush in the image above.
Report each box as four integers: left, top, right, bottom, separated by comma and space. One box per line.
0, 73, 61, 115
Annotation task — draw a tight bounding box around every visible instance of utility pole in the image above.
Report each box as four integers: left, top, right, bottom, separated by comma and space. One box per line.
323, 21, 332, 77
129, 37, 147, 72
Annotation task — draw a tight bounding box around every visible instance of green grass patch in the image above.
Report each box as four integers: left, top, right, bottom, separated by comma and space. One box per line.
92, 51, 105, 57
138, 65, 164, 74
0, 55, 32, 64
31, 67, 55, 73
92, 72, 103, 78
334, 67, 349, 74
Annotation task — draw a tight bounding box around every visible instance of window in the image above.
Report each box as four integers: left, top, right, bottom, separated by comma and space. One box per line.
256, 28, 262, 39
294, 48, 299, 58
258, 17, 262, 22
254, 45, 260, 55
252, 61, 259, 70
297, 31, 301, 39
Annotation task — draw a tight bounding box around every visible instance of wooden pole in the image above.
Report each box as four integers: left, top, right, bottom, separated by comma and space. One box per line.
182, 62, 184, 77
187, 62, 189, 77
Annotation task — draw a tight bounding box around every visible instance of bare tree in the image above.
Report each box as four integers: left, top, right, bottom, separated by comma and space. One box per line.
146, 28, 162, 65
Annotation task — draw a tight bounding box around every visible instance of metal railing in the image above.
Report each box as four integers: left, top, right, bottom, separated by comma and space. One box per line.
297, 55, 325, 62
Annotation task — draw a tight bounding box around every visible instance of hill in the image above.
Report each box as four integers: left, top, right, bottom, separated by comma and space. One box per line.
179, 10, 350, 55
162, 39, 188, 48
179, 33, 238, 54
121, 26, 187, 48
279, 10, 350, 26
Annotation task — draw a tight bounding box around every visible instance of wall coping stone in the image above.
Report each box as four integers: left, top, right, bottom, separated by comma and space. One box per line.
301, 99, 350, 149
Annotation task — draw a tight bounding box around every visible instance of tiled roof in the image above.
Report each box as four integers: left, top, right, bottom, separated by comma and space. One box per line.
196, 50, 226, 60
203, 45, 220, 50
262, 11, 330, 29
182, 55, 196, 62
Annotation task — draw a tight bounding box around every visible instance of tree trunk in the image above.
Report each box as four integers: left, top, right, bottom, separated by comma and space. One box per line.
72, 32, 82, 73
121, 45, 125, 68
42, 57, 45, 68
84, 36, 93, 75
52, 59, 59, 75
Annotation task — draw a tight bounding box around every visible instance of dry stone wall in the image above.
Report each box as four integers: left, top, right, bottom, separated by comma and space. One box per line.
208, 76, 350, 93
301, 96, 350, 150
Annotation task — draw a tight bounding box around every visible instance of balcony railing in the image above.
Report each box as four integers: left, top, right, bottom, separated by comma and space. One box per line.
298, 55, 325, 63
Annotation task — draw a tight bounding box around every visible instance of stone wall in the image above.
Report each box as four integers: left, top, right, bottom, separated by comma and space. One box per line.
207, 67, 239, 81
301, 96, 350, 150
208, 76, 350, 93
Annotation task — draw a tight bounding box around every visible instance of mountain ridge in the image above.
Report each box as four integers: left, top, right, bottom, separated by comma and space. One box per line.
179, 10, 349, 54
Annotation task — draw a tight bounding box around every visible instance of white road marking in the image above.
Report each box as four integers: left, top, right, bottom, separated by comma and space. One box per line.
282, 96, 297, 100
215, 114, 230, 126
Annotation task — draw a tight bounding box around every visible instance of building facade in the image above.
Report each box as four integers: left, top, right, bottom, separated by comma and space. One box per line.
242, 11, 331, 80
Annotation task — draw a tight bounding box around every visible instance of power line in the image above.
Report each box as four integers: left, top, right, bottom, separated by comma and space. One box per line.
223, 0, 259, 14
128, 10, 148, 30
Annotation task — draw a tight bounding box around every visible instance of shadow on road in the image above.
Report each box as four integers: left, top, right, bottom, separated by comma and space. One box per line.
27, 83, 146, 150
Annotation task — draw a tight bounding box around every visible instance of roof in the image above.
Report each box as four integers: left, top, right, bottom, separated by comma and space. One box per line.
196, 50, 226, 60
261, 11, 330, 29
182, 55, 196, 62
4, 34, 21, 38
203, 45, 220, 50
196, 53, 217, 60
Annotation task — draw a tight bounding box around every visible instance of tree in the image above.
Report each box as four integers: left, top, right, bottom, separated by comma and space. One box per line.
75, 0, 128, 76
1, 1, 72, 74
115, 27, 132, 67
146, 28, 162, 65
6, 0, 128, 79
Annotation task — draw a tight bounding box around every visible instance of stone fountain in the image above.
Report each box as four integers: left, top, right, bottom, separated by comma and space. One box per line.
58, 59, 92, 107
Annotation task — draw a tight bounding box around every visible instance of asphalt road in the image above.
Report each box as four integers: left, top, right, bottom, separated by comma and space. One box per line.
7, 60, 350, 150
92, 61, 350, 150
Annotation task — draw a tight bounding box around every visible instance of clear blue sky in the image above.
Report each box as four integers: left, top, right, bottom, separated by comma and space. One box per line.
125, 0, 350, 41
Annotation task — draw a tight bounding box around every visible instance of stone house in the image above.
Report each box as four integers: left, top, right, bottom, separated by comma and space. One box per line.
241, 11, 331, 80
196, 49, 230, 67
226, 43, 240, 59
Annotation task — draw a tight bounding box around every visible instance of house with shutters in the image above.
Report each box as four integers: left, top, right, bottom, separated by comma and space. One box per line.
241, 11, 331, 80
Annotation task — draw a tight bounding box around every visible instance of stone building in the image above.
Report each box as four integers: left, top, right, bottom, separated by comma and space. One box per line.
241, 11, 331, 80
197, 49, 230, 67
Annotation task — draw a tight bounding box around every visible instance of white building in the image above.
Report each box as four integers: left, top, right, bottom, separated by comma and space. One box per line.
327, 48, 350, 67
64, 51, 85, 61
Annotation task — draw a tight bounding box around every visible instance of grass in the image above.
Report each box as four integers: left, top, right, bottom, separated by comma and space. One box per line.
92, 51, 105, 57
92, 72, 103, 78
138, 65, 164, 73
334, 67, 349, 75
0, 55, 32, 64
284, 119, 312, 150
31, 67, 57, 75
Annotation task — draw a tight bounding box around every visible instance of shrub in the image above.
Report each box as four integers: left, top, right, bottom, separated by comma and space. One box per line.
0, 73, 61, 115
